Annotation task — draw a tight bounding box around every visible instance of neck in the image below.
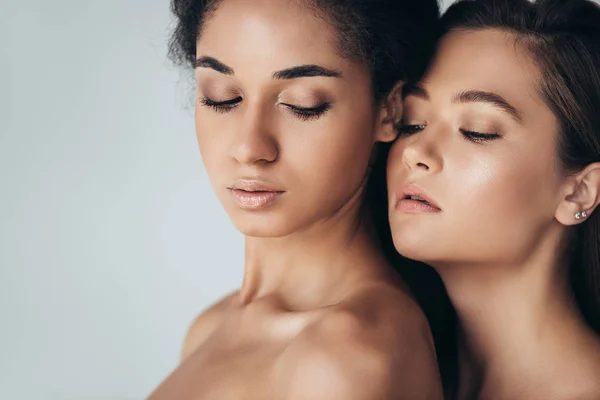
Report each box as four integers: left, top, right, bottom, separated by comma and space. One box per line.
238, 195, 391, 310
437, 226, 597, 398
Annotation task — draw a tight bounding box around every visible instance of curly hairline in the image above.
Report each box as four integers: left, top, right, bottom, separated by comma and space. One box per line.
168, 0, 408, 99
167, 0, 223, 69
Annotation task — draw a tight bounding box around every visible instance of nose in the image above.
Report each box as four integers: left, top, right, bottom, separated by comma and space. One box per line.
229, 103, 278, 166
397, 127, 443, 174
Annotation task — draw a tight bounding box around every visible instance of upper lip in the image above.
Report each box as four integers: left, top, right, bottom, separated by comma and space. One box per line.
228, 178, 285, 192
396, 183, 441, 210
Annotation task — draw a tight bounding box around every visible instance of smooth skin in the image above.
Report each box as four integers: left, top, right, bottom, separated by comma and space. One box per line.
147, 0, 442, 399
388, 28, 600, 400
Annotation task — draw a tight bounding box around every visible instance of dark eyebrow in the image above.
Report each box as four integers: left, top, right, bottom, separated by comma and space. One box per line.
403, 84, 429, 100
195, 56, 234, 75
453, 90, 523, 123
194, 57, 341, 80
273, 65, 341, 80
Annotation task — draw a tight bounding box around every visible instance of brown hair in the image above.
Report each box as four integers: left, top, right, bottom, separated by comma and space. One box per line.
441, 0, 600, 333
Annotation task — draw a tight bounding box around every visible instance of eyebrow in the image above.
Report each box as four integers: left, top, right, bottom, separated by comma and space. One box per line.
273, 65, 341, 80
195, 56, 341, 80
403, 84, 429, 100
195, 56, 234, 75
404, 84, 523, 123
453, 90, 523, 123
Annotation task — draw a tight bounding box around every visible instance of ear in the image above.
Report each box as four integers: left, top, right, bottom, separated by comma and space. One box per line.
555, 162, 600, 226
374, 81, 404, 143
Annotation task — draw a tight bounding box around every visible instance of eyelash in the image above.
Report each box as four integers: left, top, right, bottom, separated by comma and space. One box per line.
396, 124, 425, 136
200, 96, 241, 113
200, 97, 331, 121
283, 103, 332, 121
397, 124, 501, 143
461, 129, 501, 143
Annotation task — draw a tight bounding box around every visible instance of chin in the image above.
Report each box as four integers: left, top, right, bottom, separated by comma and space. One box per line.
391, 229, 440, 264
393, 246, 433, 264
392, 238, 473, 270
228, 213, 298, 238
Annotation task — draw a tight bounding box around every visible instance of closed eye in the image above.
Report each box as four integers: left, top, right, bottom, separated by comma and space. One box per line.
282, 103, 332, 121
397, 124, 425, 136
397, 124, 502, 145
200, 96, 242, 113
200, 97, 331, 121
460, 129, 502, 143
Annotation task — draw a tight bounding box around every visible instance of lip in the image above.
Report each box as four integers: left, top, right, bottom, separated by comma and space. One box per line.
227, 179, 285, 211
394, 183, 441, 214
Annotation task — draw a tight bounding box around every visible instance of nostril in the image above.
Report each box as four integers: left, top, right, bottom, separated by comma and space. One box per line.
416, 162, 429, 170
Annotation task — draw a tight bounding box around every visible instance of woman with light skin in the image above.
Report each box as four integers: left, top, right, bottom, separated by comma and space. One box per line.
147, 0, 443, 399
388, 0, 600, 398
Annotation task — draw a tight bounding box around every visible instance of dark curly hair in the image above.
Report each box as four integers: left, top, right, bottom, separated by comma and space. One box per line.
167, 0, 440, 100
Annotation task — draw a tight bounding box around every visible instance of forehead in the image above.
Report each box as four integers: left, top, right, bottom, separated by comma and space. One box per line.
421, 29, 544, 109
197, 0, 352, 73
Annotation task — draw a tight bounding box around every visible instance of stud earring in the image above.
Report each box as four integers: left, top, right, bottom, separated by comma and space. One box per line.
575, 211, 588, 220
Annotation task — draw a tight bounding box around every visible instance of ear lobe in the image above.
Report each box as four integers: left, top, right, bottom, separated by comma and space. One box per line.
375, 81, 404, 143
555, 162, 600, 226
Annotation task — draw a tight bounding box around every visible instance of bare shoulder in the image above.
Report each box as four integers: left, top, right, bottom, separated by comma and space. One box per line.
276, 283, 443, 399
180, 291, 239, 361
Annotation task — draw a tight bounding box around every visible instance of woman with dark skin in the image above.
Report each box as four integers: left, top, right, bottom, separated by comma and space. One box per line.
388, 0, 600, 398
147, 0, 442, 399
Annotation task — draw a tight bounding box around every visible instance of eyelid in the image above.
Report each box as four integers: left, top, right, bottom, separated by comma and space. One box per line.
202, 96, 242, 106
283, 102, 332, 121
282, 103, 326, 111
396, 123, 426, 135
199, 96, 242, 113
460, 129, 502, 143
199, 96, 332, 122
461, 128, 500, 136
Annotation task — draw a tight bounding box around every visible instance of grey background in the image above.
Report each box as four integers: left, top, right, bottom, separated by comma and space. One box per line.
1, 1, 243, 398
5, 0, 573, 398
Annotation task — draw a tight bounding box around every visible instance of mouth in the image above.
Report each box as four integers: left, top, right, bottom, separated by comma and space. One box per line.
227, 179, 285, 211
403, 194, 437, 207
395, 185, 441, 214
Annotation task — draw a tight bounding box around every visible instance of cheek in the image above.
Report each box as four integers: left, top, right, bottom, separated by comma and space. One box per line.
195, 112, 229, 184
454, 154, 532, 216
387, 140, 405, 180
450, 148, 560, 245
289, 111, 376, 188
291, 128, 373, 197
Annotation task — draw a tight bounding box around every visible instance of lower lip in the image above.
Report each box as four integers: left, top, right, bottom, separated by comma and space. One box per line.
229, 189, 283, 210
395, 199, 441, 214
